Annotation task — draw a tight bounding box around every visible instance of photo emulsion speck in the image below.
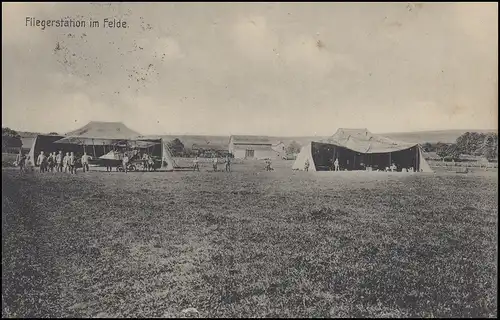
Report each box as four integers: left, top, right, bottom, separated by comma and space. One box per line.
1, 2, 498, 318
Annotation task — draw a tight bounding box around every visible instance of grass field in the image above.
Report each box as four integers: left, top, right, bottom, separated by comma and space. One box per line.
2, 161, 498, 318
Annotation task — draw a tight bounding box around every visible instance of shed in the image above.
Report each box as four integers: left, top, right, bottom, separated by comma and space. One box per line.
228, 135, 276, 159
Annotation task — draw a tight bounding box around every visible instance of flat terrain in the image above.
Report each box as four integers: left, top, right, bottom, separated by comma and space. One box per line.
2, 161, 498, 318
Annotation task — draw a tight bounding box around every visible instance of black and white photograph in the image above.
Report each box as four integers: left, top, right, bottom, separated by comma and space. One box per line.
2, 2, 498, 318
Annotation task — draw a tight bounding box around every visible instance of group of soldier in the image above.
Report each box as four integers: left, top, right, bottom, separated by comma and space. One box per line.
192, 155, 233, 172
15, 149, 280, 174
15, 149, 91, 174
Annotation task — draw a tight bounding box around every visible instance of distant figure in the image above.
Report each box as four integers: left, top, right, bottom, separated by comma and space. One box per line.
390, 163, 397, 172
193, 156, 200, 172
225, 156, 231, 172
47, 152, 55, 172
56, 151, 63, 172
105, 159, 113, 172
212, 157, 218, 172
63, 152, 70, 173
37, 151, 47, 173
142, 153, 149, 172
334, 158, 340, 171
16, 149, 26, 174
26, 155, 35, 172
265, 159, 273, 171
304, 159, 310, 171
81, 152, 90, 172
148, 156, 155, 171
123, 153, 129, 173
69, 152, 76, 174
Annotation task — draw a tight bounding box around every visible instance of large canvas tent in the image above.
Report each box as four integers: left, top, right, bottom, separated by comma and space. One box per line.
63, 121, 140, 141
28, 121, 176, 171
292, 128, 433, 172
54, 121, 141, 156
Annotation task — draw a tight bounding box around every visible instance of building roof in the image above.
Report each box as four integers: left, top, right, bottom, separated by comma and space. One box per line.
191, 143, 228, 151
230, 135, 272, 145
64, 121, 140, 139
319, 128, 417, 154
135, 135, 230, 147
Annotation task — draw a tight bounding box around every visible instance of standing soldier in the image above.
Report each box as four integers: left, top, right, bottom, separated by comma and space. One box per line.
68, 152, 76, 174
193, 156, 200, 172
81, 152, 90, 173
122, 152, 130, 173
225, 155, 231, 172
334, 158, 340, 171
37, 151, 47, 173
16, 149, 26, 174
148, 155, 155, 172
142, 153, 149, 172
56, 151, 63, 172
105, 159, 113, 172
304, 159, 310, 172
212, 156, 218, 172
63, 152, 70, 173
47, 152, 55, 172
265, 158, 273, 171
26, 155, 34, 172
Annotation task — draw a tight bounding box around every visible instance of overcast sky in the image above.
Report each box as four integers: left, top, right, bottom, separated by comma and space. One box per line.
2, 2, 498, 136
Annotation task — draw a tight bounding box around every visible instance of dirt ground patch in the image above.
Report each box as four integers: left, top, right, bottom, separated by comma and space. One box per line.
2, 165, 497, 317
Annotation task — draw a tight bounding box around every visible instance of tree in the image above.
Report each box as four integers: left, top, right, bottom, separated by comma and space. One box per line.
482, 134, 498, 160
2, 127, 22, 151
48, 132, 59, 135
286, 140, 302, 154
455, 132, 486, 155
422, 142, 433, 152
445, 144, 461, 160
168, 138, 185, 156
436, 143, 460, 160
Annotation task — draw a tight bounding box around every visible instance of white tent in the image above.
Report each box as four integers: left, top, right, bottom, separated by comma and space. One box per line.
293, 128, 433, 172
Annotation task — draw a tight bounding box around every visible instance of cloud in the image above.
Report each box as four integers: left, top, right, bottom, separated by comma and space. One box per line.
452, 2, 498, 44
231, 16, 361, 76
134, 36, 185, 60
155, 37, 184, 59
2, 3, 497, 135
281, 35, 361, 75
231, 16, 278, 60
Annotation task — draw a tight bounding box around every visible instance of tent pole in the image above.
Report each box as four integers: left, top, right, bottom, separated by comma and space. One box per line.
92, 139, 96, 157
416, 147, 420, 171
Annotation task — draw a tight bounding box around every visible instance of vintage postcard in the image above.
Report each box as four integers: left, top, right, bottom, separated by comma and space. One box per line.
2, 2, 498, 318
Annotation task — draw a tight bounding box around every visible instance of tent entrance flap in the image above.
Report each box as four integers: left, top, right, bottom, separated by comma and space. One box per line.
161, 139, 175, 171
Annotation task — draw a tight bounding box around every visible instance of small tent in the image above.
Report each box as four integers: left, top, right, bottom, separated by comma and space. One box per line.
292, 128, 433, 172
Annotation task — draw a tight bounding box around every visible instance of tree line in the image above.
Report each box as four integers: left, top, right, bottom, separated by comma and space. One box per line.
422, 132, 498, 161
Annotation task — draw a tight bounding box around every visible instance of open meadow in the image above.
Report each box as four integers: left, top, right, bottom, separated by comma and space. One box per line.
2, 160, 498, 318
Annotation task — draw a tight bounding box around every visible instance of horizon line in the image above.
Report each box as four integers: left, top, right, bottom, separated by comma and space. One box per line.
6, 125, 498, 138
